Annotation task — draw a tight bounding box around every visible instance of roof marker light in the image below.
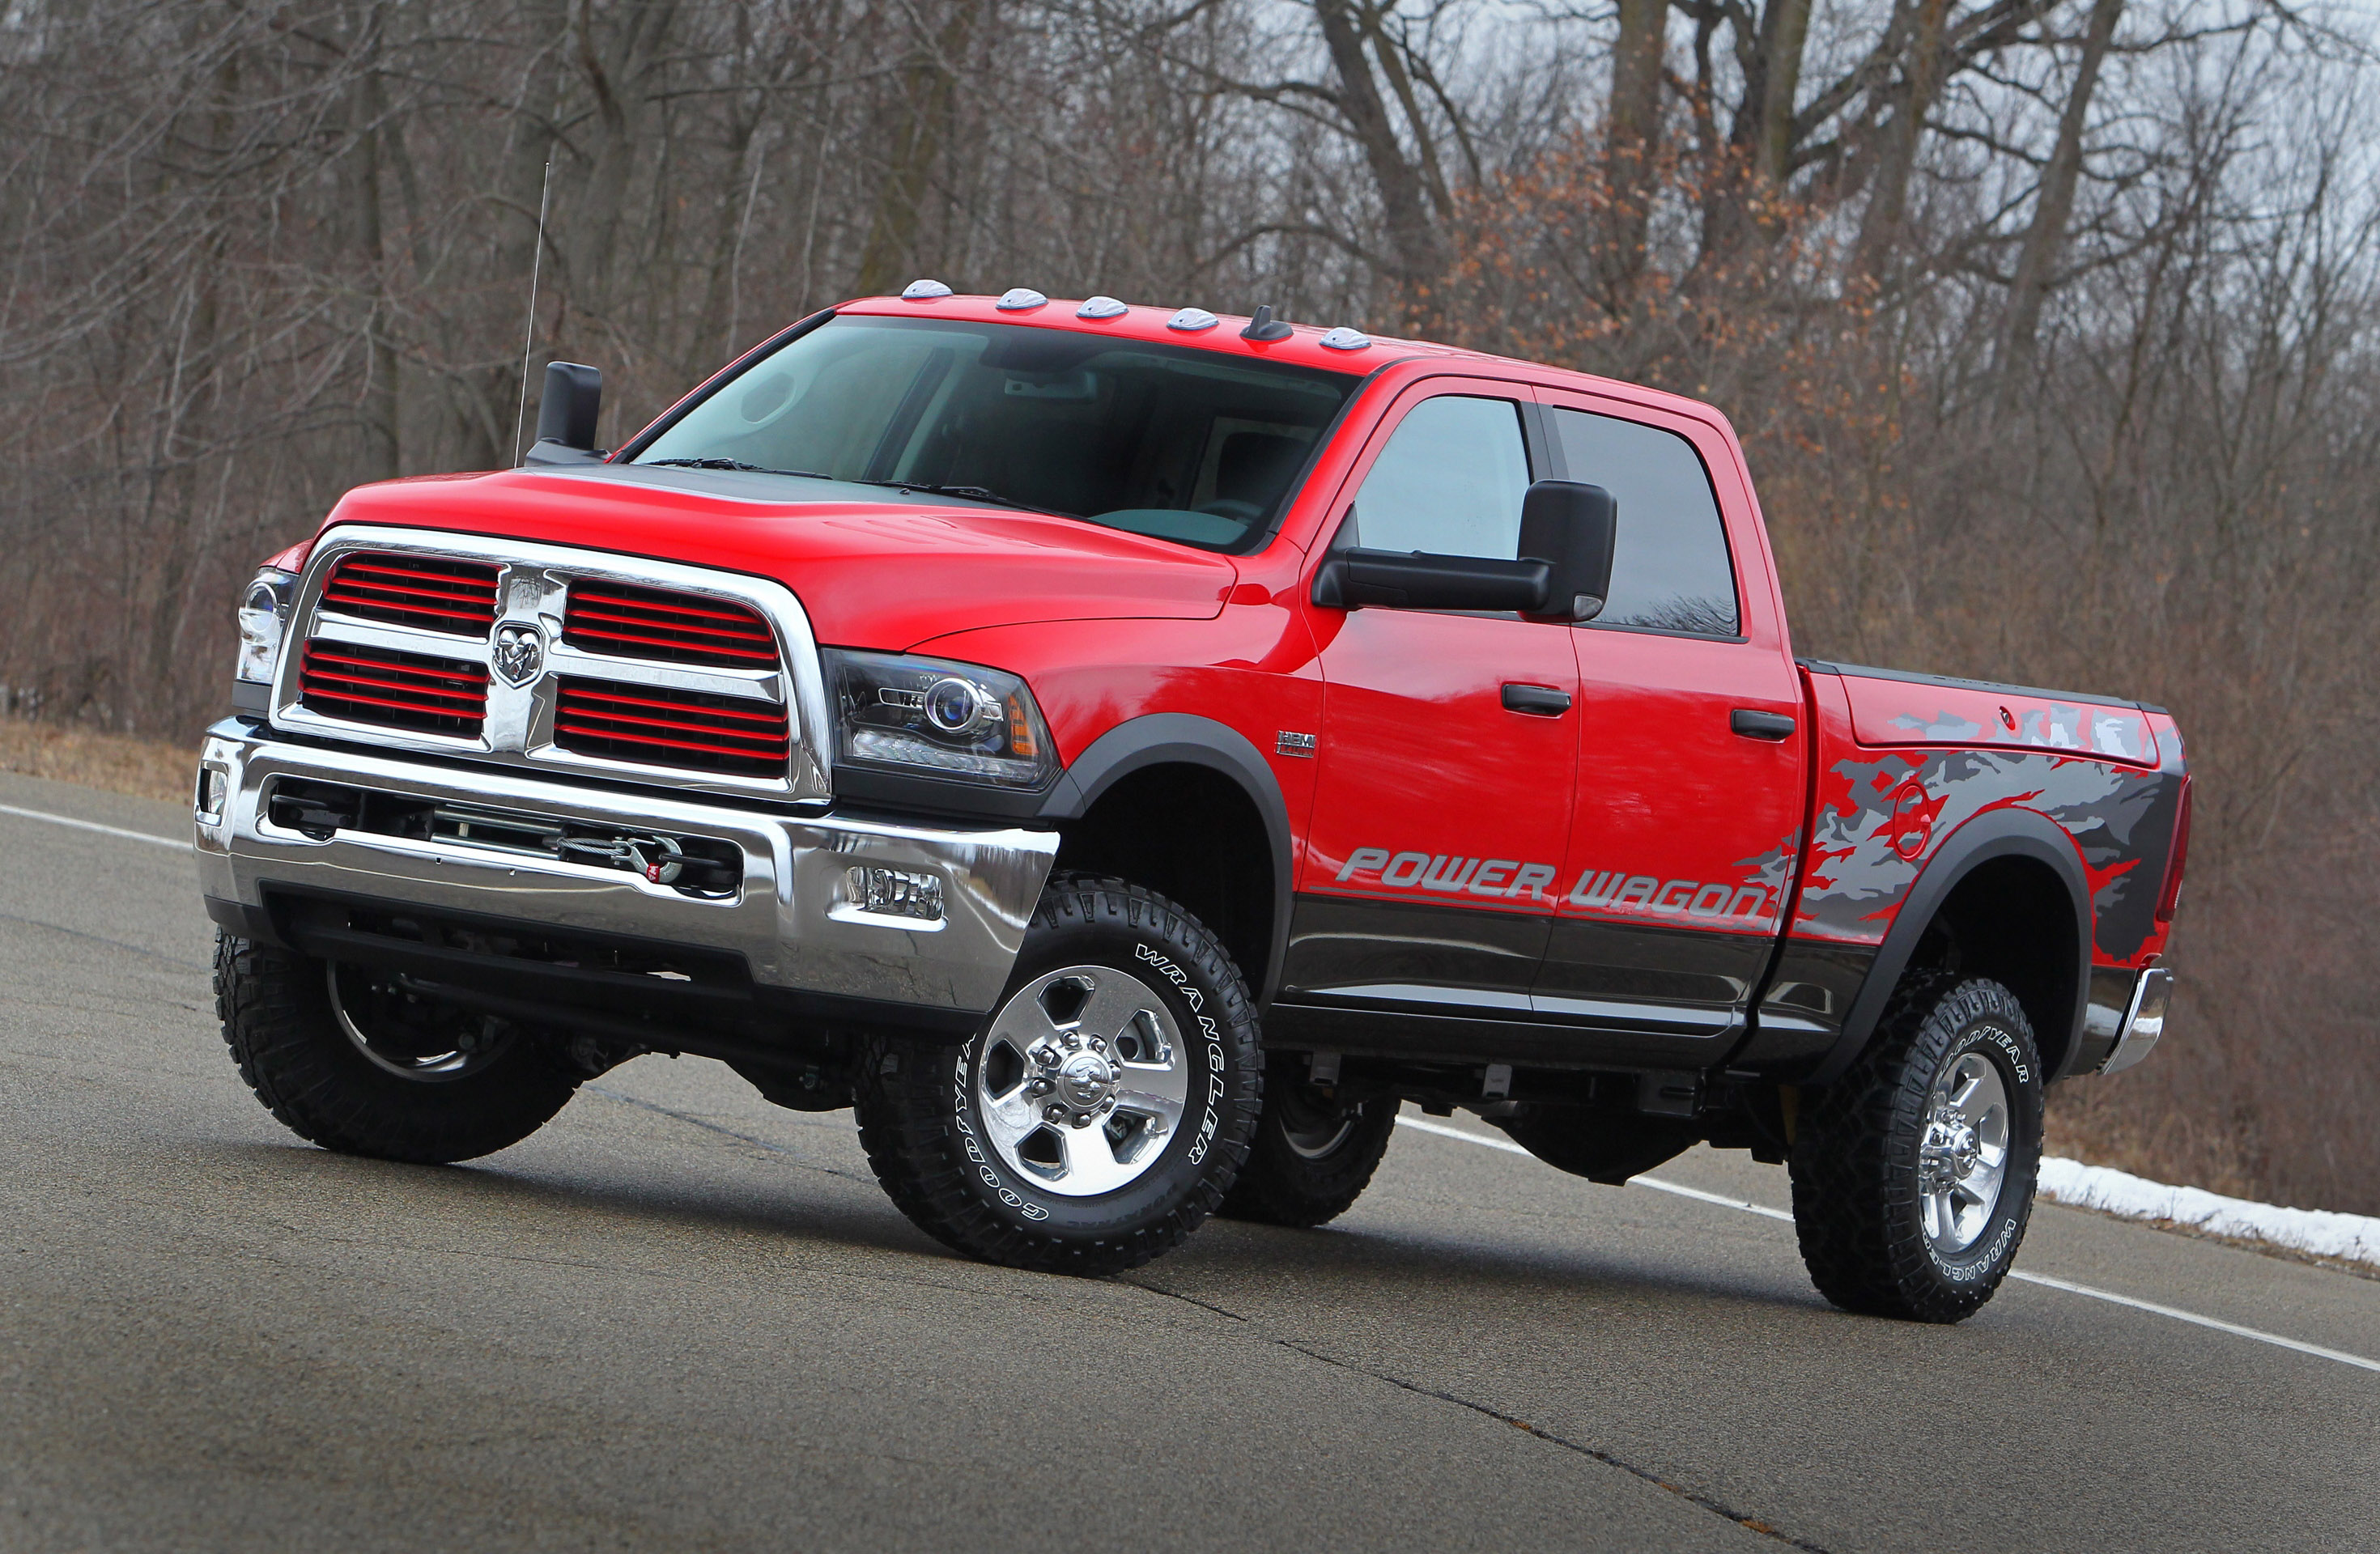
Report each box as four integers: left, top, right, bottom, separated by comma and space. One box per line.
1319, 326, 1373, 351
901, 278, 953, 300
1077, 295, 1128, 320
996, 287, 1048, 311
1167, 308, 1219, 333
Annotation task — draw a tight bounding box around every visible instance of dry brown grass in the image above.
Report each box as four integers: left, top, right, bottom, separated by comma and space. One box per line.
0, 718, 193, 805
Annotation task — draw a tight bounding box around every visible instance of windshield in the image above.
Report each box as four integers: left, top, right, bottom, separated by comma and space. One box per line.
632, 316, 1360, 551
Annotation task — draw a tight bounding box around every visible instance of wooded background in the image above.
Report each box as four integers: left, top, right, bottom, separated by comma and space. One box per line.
5, 0, 2375, 1211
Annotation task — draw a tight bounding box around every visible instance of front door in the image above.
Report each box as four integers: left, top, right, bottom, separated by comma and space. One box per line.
1281, 386, 1580, 1038
1530, 392, 1808, 1065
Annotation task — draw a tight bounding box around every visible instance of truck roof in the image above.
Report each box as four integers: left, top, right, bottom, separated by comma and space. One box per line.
831, 293, 1732, 432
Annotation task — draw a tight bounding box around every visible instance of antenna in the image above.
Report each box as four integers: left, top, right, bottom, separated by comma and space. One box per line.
512, 159, 555, 466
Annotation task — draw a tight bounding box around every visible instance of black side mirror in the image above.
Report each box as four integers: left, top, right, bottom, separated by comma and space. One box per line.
524, 361, 604, 465
1518, 480, 1617, 622
1311, 550, 1551, 613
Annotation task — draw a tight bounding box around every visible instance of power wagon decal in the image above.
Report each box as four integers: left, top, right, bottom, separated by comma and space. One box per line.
1331, 846, 1796, 926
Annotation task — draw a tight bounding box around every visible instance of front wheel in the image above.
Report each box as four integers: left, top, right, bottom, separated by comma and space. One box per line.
1218, 1059, 1397, 1227
854, 874, 1262, 1276
1789, 975, 2044, 1323
215, 933, 580, 1164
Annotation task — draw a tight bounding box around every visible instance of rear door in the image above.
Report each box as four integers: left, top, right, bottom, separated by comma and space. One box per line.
1282, 384, 1579, 1028
1529, 392, 1808, 1065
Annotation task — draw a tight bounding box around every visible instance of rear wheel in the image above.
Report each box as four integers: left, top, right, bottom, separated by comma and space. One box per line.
1218, 1059, 1397, 1227
215, 932, 580, 1164
1789, 974, 2043, 1323
855, 874, 1262, 1276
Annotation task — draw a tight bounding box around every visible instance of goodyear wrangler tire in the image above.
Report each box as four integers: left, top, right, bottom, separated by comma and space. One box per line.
855, 873, 1262, 1276
1218, 1058, 1397, 1228
1789, 975, 2044, 1323
215, 932, 579, 1164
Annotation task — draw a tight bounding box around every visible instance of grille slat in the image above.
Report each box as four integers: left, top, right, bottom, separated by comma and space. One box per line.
554, 678, 790, 777
563, 580, 779, 669
321, 554, 500, 635
300, 641, 489, 737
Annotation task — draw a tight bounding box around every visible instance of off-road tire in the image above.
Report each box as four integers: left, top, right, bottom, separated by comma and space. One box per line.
215, 932, 580, 1164
1790, 974, 2044, 1323
1218, 1059, 1397, 1227
854, 873, 1262, 1276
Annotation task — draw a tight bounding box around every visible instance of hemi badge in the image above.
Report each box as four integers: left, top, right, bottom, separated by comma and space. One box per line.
1277, 731, 1317, 757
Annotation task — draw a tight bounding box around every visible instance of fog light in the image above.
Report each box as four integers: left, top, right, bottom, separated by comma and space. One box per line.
843, 865, 945, 922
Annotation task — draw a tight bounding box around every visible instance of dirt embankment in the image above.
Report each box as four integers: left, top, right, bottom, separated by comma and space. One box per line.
0, 720, 192, 805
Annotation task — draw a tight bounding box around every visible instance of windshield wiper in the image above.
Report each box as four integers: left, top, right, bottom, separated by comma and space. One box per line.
645, 461, 1061, 515
644, 457, 831, 478
845, 478, 1065, 516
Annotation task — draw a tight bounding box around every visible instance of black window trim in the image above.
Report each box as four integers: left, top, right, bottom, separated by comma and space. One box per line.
1577, 622, 1753, 644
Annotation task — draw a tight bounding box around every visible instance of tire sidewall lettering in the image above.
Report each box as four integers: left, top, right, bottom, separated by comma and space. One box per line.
1923, 1010, 2040, 1282
951, 1035, 1052, 1221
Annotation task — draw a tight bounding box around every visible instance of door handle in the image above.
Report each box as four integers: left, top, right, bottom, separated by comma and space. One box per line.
1502, 683, 1573, 716
1731, 708, 1796, 741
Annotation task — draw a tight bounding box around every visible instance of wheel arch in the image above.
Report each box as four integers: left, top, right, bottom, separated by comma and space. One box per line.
1807, 808, 2092, 1087
1037, 714, 1293, 1005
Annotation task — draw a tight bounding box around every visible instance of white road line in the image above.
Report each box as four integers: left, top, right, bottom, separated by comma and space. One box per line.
1393, 1112, 2380, 1375
2005, 1270, 2380, 1374
0, 802, 188, 851
1396, 1114, 1532, 1155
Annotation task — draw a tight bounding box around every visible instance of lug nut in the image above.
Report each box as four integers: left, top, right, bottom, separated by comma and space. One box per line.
1062, 1032, 1081, 1051
1027, 1078, 1052, 1096
1073, 1112, 1092, 1127
1089, 1035, 1106, 1054
1044, 1104, 1067, 1122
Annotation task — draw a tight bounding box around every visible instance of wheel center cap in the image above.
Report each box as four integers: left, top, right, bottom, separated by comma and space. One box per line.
1054, 1051, 1117, 1108
1920, 1112, 1983, 1186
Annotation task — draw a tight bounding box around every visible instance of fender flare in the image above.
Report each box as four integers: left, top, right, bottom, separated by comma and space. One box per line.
1804, 807, 2093, 1087
1037, 713, 1294, 1005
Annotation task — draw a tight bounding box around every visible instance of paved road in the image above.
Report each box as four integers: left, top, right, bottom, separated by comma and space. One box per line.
3, 771, 2374, 1553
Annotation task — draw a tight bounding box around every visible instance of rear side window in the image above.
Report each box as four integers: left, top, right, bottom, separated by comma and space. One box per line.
1545, 408, 1739, 635
1340, 396, 1532, 560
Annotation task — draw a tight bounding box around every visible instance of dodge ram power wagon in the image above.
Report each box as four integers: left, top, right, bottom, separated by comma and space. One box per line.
196, 286, 2189, 1322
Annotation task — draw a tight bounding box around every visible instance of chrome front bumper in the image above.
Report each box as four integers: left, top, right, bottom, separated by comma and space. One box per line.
193, 721, 1058, 1017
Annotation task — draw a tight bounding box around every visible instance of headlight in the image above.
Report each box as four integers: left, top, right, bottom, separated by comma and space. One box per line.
824, 649, 1055, 788
236, 568, 298, 686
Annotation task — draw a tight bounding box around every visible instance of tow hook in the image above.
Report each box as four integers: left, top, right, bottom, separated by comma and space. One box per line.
631, 835, 686, 885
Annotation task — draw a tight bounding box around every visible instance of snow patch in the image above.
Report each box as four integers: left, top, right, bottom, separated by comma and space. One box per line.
2038, 1157, 2380, 1269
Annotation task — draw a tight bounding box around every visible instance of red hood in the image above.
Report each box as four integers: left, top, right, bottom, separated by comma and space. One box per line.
310, 464, 1238, 650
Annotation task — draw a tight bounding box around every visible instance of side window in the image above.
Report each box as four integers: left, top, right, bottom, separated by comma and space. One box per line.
1341, 396, 1531, 559
1545, 408, 1740, 635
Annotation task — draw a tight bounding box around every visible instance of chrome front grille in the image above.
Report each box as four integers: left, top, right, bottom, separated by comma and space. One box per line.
271, 526, 832, 803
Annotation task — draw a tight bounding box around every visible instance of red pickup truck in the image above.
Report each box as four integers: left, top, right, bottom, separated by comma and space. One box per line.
196, 288, 2188, 1322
